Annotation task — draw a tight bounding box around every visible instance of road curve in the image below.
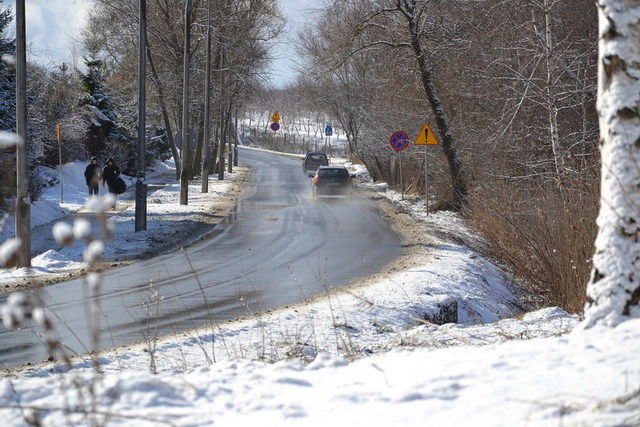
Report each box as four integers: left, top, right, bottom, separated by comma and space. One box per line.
0, 149, 402, 367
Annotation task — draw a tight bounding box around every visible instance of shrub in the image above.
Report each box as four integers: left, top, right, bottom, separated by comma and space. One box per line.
466, 178, 599, 313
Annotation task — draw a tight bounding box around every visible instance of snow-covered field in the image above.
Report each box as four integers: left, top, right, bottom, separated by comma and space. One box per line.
0, 151, 638, 426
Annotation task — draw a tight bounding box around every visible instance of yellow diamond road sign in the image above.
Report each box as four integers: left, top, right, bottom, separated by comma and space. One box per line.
271, 112, 281, 123
415, 123, 439, 145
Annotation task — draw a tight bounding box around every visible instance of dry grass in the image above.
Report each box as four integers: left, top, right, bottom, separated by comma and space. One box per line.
466, 178, 599, 314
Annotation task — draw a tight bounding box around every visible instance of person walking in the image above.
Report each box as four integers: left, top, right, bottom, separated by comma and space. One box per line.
84, 157, 102, 197
102, 157, 121, 209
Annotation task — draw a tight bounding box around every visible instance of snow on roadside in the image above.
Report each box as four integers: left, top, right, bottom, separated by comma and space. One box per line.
1, 152, 638, 426
0, 160, 247, 286
19, 220, 545, 376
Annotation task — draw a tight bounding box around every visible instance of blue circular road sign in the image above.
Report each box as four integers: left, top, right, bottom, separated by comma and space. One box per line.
271, 122, 280, 132
389, 131, 410, 151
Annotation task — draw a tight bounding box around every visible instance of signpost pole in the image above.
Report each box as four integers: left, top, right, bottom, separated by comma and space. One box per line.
414, 123, 439, 214
424, 145, 428, 214
389, 130, 410, 201
324, 123, 333, 155
56, 124, 63, 203
400, 150, 404, 200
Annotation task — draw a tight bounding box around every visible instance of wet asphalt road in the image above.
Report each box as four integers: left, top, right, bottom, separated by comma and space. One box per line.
0, 149, 402, 367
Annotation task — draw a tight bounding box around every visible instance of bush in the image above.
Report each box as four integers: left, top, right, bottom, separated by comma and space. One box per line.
466, 178, 599, 314
0, 152, 15, 212
28, 167, 47, 203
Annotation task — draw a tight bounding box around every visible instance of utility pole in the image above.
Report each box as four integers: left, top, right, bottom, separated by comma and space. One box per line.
201, 0, 212, 193
135, 0, 148, 231
227, 102, 233, 173
15, 0, 30, 268
233, 109, 238, 166
227, 123, 233, 174
180, 0, 192, 205
217, 46, 225, 181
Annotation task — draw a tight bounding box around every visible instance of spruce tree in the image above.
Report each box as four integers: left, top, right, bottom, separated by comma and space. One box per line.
80, 56, 117, 124
79, 55, 133, 159
0, 5, 15, 211
0, 6, 15, 131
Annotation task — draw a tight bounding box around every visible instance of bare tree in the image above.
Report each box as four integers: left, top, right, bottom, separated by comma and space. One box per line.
582, 0, 640, 328
83, 0, 282, 182
395, 0, 467, 208
302, 0, 467, 209
469, 0, 599, 184
298, 1, 376, 162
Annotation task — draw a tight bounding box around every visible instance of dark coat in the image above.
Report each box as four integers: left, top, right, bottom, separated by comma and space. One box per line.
84, 162, 102, 186
102, 164, 121, 193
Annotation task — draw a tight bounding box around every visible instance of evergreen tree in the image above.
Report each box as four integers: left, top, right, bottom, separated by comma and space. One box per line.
0, 6, 15, 131
0, 5, 14, 211
80, 56, 117, 124
78, 54, 133, 158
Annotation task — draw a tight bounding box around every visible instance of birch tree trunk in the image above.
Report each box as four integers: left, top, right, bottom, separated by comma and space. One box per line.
582, 0, 640, 328
541, 0, 563, 180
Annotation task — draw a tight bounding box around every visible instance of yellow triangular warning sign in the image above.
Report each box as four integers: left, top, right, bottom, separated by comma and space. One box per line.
414, 123, 439, 145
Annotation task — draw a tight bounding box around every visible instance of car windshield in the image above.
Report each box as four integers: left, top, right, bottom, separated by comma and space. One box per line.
308, 154, 326, 161
318, 168, 348, 177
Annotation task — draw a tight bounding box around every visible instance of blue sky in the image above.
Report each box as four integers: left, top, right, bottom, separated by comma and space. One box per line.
271, 0, 323, 87
4, 0, 323, 87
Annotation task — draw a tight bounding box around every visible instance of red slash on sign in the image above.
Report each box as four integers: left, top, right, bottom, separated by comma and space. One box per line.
389, 131, 410, 151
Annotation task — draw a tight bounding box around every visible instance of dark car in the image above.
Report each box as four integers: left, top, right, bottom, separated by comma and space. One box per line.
310, 166, 355, 199
302, 152, 329, 174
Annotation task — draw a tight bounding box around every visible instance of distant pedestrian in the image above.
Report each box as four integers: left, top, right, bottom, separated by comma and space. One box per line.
102, 157, 121, 208
84, 157, 102, 197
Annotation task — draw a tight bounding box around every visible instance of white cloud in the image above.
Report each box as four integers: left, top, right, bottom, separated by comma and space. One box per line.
5, 0, 91, 66
24, 2, 44, 30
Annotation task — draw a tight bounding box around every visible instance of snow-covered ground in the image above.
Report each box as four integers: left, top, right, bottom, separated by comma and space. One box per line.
0, 159, 247, 287
0, 151, 638, 426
